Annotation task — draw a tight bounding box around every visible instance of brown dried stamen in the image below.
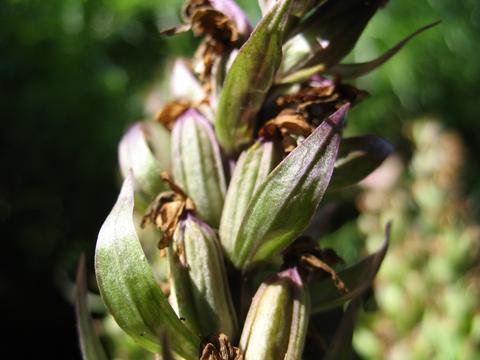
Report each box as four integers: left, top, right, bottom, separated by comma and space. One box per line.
156, 100, 191, 130
191, 8, 239, 44
300, 254, 348, 294
194, 40, 218, 84
141, 172, 195, 248
200, 334, 244, 360
284, 237, 348, 294
259, 109, 314, 153
276, 80, 368, 127
161, 0, 240, 46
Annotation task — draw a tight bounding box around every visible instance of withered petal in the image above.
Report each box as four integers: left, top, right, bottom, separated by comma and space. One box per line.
156, 100, 191, 130
159, 23, 192, 36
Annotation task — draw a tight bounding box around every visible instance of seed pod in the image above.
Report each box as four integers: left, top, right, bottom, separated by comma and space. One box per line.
215, 0, 294, 155
219, 140, 281, 262
171, 109, 227, 228
168, 213, 238, 339
240, 267, 309, 360
118, 122, 171, 205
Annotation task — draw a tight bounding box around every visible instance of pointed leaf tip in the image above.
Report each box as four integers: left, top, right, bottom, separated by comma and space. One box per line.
329, 21, 441, 79
95, 176, 200, 358
232, 105, 349, 270
329, 103, 350, 127
310, 223, 390, 313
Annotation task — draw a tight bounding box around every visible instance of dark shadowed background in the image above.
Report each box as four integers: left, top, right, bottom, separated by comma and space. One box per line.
1, 0, 479, 357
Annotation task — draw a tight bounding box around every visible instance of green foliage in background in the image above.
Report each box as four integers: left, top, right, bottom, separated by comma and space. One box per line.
1, 0, 196, 274
353, 121, 480, 359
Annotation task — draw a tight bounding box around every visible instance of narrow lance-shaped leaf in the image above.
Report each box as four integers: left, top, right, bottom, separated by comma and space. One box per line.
278, 0, 384, 79
75, 254, 108, 360
233, 104, 349, 270
172, 109, 227, 228
219, 140, 281, 262
95, 174, 200, 359
215, 0, 294, 155
329, 22, 440, 79
310, 224, 390, 313
118, 122, 171, 204
329, 135, 394, 191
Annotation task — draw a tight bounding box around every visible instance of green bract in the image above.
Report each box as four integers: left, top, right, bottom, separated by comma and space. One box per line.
95, 174, 200, 358
231, 104, 347, 270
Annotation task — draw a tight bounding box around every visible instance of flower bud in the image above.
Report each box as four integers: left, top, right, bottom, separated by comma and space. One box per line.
240, 267, 309, 360
171, 109, 227, 228
170, 59, 204, 102
118, 122, 171, 205
219, 140, 281, 262
168, 213, 238, 339
215, 0, 294, 155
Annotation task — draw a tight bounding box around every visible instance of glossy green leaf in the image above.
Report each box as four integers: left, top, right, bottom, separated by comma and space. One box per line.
172, 109, 227, 228
215, 0, 294, 155
329, 22, 440, 79
232, 104, 348, 270
75, 254, 108, 360
95, 174, 200, 358
219, 140, 281, 262
329, 135, 394, 191
310, 225, 390, 313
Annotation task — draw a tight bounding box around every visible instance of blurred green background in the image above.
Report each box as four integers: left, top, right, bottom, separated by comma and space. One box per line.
1, 0, 479, 358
